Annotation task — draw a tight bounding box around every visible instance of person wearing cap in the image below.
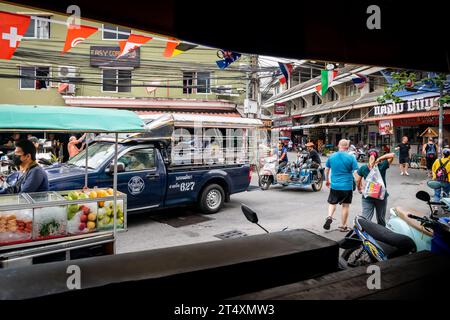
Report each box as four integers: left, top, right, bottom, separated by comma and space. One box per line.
305, 142, 321, 168
431, 147, 450, 202
355, 149, 395, 226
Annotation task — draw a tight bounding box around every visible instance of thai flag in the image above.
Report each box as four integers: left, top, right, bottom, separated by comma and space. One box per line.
352, 73, 368, 89
278, 63, 293, 84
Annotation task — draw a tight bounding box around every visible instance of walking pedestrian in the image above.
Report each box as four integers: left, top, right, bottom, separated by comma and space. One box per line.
423, 137, 437, 178
356, 149, 394, 226
431, 147, 450, 202
395, 136, 411, 176
323, 139, 359, 232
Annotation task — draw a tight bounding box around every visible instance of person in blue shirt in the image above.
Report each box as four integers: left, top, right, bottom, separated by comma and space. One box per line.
278, 141, 289, 169
323, 139, 359, 232
356, 149, 394, 226
0, 140, 48, 194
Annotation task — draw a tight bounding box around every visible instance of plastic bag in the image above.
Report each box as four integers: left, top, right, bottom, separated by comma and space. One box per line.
363, 165, 386, 200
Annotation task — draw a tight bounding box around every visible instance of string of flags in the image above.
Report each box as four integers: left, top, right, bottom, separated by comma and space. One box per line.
0, 10, 222, 64
216, 50, 242, 69
351, 73, 368, 89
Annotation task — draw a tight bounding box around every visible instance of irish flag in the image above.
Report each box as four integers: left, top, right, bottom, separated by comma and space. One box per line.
315, 70, 338, 96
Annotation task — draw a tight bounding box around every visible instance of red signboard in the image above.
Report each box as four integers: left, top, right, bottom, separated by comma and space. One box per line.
274, 103, 286, 115
393, 114, 450, 126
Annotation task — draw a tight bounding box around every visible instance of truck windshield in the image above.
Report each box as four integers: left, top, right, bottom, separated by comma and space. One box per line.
67, 143, 115, 170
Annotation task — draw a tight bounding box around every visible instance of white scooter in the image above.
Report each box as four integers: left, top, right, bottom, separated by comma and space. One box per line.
387, 181, 448, 252
258, 155, 278, 190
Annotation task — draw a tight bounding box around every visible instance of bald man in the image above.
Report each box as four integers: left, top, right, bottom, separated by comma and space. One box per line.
323, 139, 359, 232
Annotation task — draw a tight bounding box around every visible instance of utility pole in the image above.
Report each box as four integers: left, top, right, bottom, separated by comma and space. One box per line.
439, 82, 444, 155
250, 54, 260, 119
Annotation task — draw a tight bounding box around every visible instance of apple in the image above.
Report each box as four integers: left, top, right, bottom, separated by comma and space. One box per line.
80, 214, 88, 223
79, 223, 86, 231
82, 206, 90, 215
88, 213, 97, 221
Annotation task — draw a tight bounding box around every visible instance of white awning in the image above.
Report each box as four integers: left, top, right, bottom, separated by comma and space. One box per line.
139, 113, 263, 128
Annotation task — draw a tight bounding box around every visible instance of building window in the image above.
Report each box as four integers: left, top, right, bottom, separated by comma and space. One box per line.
183, 72, 195, 94
196, 72, 211, 94
102, 24, 130, 40
102, 69, 132, 92
23, 16, 51, 39
312, 93, 322, 106
327, 88, 338, 101
345, 82, 359, 96
19, 66, 50, 90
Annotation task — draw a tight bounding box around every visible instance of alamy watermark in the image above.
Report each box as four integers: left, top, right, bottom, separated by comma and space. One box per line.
66, 264, 81, 290
366, 265, 381, 290
366, 5, 381, 30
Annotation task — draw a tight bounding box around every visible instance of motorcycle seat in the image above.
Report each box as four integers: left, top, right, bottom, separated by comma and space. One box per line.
357, 217, 417, 257
394, 207, 433, 238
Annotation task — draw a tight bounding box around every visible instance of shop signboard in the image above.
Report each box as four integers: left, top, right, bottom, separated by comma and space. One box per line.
90, 46, 140, 67
273, 116, 293, 128
393, 114, 450, 126
274, 103, 286, 115
378, 120, 394, 135
373, 96, 439, 116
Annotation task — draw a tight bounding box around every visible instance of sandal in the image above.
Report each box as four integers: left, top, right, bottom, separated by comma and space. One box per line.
338, 225, 351, 232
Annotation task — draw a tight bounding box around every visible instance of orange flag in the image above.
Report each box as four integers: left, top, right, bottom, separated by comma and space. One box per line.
62, 24, 98, 54
118, 34, 152, 58
163, 38, 180, 57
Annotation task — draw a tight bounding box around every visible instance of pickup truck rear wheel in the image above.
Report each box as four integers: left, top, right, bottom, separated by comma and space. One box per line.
199, 184, 225, 214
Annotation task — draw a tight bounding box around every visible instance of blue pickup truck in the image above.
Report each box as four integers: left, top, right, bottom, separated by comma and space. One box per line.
45, 139, 251, 214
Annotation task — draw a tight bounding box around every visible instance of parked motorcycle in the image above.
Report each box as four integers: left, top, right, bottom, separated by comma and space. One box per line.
356, 147, 367, 162
340, 189, 450, 267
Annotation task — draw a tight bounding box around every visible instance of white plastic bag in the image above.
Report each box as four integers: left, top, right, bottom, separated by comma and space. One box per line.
363, 165, 386, 200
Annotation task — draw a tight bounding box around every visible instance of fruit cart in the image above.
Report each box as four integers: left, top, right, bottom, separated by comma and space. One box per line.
0, 105, 145, 268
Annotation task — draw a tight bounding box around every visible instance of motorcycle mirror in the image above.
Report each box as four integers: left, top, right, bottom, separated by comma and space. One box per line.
416, 191, 431, 203
241, 204, 258, 224
427, 180, 442, 190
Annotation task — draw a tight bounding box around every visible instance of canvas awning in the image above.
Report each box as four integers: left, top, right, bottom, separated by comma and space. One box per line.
363, 110, 450, 123
0, 105, 145, 133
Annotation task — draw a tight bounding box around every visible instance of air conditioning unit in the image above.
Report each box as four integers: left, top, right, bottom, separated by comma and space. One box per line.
332, 117, 337, 123
58, 66, 77, 78
319, 117, 326, 124
66, 84, 76, 94
215, 85, 233, 96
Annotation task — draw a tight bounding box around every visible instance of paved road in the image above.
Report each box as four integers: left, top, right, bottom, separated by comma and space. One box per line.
117, 156, 431, 254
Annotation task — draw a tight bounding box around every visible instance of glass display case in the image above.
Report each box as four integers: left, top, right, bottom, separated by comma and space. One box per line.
0, 189, 127, 249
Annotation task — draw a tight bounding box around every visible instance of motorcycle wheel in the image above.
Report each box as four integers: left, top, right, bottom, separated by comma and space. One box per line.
341, 246, 377, 267
311, 172, 323, 192
259, 176, 272, 190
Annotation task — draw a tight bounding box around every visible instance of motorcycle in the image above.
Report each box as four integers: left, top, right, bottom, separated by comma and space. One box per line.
258, 151, 324, 192
340, 189, 450, 267
388, 180, 449, 252
356, 147, 367, 162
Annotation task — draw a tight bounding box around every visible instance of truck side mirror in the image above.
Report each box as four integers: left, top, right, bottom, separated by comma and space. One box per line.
106, 162, 125, 174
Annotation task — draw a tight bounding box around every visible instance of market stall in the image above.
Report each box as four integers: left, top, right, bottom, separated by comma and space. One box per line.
0, 105, 145, 268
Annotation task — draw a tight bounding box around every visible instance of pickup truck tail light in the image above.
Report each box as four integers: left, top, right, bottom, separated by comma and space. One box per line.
248, 165, 252, 183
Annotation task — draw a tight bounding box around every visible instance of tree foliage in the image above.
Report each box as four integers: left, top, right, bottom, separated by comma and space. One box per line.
377, 71, 450, 105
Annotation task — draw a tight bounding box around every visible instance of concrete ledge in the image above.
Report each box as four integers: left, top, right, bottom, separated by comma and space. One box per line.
0, 229, 339, 300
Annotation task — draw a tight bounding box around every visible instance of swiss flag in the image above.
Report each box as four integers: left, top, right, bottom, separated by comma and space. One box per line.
62, 24, 98, 54
0, 11, 30, 60
118, 34, 152, 58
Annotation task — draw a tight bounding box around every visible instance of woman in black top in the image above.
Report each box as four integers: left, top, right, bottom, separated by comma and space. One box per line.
395, 136, 411, 176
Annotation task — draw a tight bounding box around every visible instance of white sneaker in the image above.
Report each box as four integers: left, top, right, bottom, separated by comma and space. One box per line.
405, 172, 410, 176
401, 172, 404, 176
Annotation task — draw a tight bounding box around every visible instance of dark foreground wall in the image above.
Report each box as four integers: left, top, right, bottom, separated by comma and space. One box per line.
0, 229, 338, 300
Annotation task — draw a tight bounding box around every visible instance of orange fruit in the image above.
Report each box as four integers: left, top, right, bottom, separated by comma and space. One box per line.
98, 201, 105, 207
107, 188, 114, 196
89, 191, 97, 199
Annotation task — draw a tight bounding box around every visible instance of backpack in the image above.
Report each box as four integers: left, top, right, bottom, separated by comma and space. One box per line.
426, 143, 437, 158
436, 159, 450, 182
